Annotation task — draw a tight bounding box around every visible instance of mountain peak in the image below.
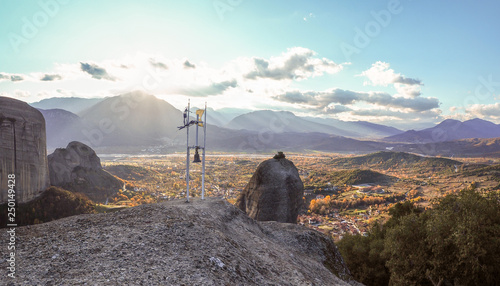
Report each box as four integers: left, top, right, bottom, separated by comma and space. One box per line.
464, 118, 493, 124
385, 118, 500, 143
435, 119, 461, 127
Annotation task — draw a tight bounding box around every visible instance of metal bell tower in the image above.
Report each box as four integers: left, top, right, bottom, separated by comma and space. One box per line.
178, 100, 207, 202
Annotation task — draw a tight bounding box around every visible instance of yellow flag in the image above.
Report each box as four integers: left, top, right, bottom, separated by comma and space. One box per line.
196, 109, 204, 126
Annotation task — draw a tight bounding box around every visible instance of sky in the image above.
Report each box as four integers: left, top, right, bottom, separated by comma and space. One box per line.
1, 0, 499, 129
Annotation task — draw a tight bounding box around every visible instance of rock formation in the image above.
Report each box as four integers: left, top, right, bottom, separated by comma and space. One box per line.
0, 96, 50, 203
1, 198, 360, 285
236, 153, 304, 223
48, 141, 122, 202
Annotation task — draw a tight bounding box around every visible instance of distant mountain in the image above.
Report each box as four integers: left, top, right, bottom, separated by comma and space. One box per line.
226, 110, 358, 137
206, 107, 250, 127
385, 118, 500, 143
78, 91, 183, 147
38, 108, 89, 149
331, 151, 462, 171
394, 137, 500, 157
33, 95, 500, 156
206, 131, 390, 154
30, 97, 104, 114
303, 117, 403, 139
188, 107, 244, 127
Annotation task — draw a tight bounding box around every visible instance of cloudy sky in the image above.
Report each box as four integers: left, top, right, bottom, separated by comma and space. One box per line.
1, 0, 499, 129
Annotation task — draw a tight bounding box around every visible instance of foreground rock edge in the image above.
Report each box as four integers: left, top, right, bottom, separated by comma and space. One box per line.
2, 198, 361, 285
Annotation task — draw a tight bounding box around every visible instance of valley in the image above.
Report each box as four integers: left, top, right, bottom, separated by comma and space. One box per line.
100, 151, 500, 241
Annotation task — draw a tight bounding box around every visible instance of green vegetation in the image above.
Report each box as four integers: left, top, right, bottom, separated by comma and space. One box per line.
462, 164, 500, 180
310, 194, 406, 215
0, 187, 95, 227
336, 188, 500, 286
331, 151, 461, 171
307, 169, 394, 189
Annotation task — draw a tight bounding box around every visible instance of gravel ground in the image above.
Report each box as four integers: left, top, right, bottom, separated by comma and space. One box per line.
1, 198, 360, 285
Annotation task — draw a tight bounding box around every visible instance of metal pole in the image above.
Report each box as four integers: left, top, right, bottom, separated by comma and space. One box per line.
186, 100, 190, 202
201, 102, 207, 200
195, 113, 199, 147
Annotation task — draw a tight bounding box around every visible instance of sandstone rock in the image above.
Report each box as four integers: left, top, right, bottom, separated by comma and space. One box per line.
236, 154, 304, 223
0, 96, 50, 203
48, 141, 122, 202
2, 198, 360, 285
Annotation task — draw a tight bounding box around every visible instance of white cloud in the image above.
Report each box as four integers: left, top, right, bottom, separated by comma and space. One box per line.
360, 61, 421, 86
40, 74, 63, 81
359, 61, 422, 98
0, 48, 344, 104
244, 47, 344, 81
0, 73, 26, 82
0, 49, 443, 127
394, 83, 421, 98
80, 62, 116, 81
466, 103, 500, 120
274, 88, 439, 112
172, 79, 238, 97
446, 103, 500, 123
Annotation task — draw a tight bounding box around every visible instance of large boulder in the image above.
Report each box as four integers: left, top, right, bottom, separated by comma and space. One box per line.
48, 141, 122, 202
0, 96, 50, 203
236, 153, 304, 223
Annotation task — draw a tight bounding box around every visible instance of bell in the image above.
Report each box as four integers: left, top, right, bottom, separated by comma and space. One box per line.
193, 148, 201, 163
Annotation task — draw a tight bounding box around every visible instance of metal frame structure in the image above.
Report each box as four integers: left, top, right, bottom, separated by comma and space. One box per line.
178, 100, 207, 202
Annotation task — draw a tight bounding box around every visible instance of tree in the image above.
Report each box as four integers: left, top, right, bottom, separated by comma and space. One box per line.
385, 189, 500, 285
337, 224, 390, 286
425, 189, 500, 285
385, 213, 431, 286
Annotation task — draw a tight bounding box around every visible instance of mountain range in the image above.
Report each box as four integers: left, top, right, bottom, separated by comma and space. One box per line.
38, 108, 88, 148
385, 118, 500, 143
78, 91, 183, 147
26, 92, 500, 156
31, 97, 104, 114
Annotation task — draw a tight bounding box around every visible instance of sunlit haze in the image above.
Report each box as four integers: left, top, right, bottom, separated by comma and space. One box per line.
1, 0, 500, 129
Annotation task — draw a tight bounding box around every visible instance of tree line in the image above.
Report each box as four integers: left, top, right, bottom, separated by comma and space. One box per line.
336, 186, 500, 286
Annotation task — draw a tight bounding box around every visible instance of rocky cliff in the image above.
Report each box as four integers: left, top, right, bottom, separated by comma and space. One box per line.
0, 198, 360, 285
0, 96, 49, 203
48, 141, 122, 202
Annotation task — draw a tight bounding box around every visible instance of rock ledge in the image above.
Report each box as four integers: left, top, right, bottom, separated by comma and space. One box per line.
2, 198, 359, 285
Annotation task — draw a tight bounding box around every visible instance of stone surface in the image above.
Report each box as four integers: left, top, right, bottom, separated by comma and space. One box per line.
0, 96, 50, 203
236, 156, 304, 223
48, 141, 122, 202
0, 198, 361, 285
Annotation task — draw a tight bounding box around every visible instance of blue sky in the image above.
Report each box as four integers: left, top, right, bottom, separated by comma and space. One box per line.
1, 0, 499, 129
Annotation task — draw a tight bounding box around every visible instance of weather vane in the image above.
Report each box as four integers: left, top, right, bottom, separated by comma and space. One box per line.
178, 100, 207, 202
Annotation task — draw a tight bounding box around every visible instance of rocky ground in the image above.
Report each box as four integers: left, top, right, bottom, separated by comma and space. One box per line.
1, 198, 361, 285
